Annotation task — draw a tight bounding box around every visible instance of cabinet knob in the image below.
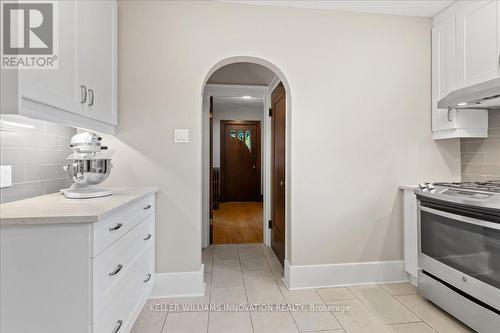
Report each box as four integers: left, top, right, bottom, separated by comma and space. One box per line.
447, 108, 453, 122
144, 233, 152, 241
143, 204, 152, 210
144, 273, 152, 283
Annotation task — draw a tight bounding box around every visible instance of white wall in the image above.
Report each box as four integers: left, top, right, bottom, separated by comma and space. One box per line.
212, 102, 264, 167
101, 1, 461, 274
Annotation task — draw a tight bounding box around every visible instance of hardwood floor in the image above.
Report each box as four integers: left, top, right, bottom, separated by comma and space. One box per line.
213, 201, 263, 244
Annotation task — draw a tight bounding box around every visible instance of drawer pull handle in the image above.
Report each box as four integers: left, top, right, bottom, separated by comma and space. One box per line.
143, 204, 152, 210
88, 88, 94, 107
112, 320, 123, 333
144, 233, 152, 241
109, 264, 123, 277
109, 223, 123, 232
144, 273, 152, 283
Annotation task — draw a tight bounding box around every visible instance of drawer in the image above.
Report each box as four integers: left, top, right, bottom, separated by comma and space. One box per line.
93, 246, 154, 333
93, 215, 154, 319
93, 194, 154, 256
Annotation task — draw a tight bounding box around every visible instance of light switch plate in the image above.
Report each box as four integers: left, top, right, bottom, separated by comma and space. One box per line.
0, 165, 12, 188
174, 129, 189, 143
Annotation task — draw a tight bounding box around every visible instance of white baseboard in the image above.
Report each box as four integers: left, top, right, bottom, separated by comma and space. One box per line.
286, 259, 407, 289
284, 259, 291, 287
149, 264, 205, 299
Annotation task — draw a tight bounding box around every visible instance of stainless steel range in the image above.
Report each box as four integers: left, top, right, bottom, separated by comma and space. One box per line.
415, 181, 500, 333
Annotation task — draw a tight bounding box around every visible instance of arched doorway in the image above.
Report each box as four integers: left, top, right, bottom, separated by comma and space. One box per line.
200, 57, 291, 270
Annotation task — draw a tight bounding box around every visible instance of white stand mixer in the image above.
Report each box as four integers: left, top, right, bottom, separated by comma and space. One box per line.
62, 132, 114, 199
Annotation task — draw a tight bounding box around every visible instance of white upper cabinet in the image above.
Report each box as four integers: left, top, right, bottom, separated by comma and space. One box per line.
456, 0, 500, 89
431, 1, 495, 139
432, 14, 456, 133
21, 1, 85, 115
83, 0, 117, 125
3, 0, 117, 133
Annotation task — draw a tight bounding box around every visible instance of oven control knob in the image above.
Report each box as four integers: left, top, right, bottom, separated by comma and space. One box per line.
462, 276, 467, 283
418, 183, 428, 190
427, 184, 436, 191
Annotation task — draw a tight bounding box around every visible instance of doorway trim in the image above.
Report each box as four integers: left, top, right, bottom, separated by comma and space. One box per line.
201, 57, 292, 279
203, 84, 268, 247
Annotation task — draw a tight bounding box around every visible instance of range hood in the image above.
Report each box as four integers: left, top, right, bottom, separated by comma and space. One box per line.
437, 77, 500, 110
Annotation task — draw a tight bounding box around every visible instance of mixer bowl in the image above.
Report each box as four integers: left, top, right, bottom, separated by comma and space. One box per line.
63, 159, 112, 185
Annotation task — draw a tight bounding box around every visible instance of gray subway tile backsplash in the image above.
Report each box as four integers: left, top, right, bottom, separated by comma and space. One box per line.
461, 111, 500, 181
44, 149, 72, 165
0, 114, 45, 133
26, 133, 60, 149
0, 181, 45, 203
0, 147, 46, 165
26, 164, 66, 182
11, 166, 26, 184
45, 178, 73, 194
45, 121, 76, 137
0, 115, 75, 204
0, 131, 26, 147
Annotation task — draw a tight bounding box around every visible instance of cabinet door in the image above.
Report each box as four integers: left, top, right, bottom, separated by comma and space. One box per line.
83, 0, 117, 125
432, 15, 456, 131
456, 0, 499, 89
21, 1, 86, 114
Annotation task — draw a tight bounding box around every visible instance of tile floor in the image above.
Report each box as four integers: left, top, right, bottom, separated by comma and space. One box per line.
131, 243, 474, 333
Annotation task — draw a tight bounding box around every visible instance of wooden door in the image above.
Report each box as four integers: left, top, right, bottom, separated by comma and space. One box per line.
271, 83, 286, 266
220, 121, 261, 202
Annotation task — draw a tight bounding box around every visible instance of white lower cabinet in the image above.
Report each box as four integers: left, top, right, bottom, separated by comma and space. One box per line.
0, 194, 155, 333
94, 245, 154, 333
402, 187, 418, 284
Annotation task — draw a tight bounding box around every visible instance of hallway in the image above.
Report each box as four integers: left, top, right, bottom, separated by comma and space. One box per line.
213, 202, 263, 244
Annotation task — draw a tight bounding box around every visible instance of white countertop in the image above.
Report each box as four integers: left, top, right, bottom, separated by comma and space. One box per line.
399, 185, 417, 191
0, 187, 158, 226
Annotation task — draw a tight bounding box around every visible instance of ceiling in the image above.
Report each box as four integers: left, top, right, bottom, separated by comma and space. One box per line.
207, 62, 277, 86
226, 1, 455, 17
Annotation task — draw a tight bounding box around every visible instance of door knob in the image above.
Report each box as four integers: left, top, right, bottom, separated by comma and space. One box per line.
253, 164, 256, 169
280, 180, 284, 187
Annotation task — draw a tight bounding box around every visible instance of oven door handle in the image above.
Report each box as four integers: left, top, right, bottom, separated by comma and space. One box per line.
420, 206, 500, 231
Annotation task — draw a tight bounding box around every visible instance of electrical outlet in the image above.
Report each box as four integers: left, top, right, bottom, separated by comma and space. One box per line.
0, 165, 12, 188
174, 129, 189, 143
